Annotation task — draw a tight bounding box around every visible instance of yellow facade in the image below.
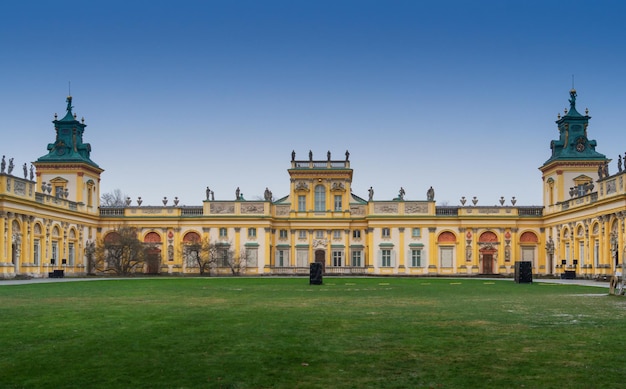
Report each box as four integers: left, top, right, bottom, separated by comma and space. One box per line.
0, 92, 624, 279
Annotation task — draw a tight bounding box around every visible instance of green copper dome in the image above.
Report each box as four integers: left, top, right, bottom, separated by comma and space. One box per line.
36, 96, 100, 168
543, 89, 605, 165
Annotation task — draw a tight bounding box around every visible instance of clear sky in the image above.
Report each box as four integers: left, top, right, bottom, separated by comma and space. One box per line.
2, 0, 626, 206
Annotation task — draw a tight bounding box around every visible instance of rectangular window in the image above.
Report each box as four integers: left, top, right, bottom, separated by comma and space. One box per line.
246, 249, 258, 267
185, 248, 199, 267
277, 250, 287, 267
332, 251, 343, 266
296, 250, 308, 267
353, 230, 361, 239
221, 249, 229, 267
522, 247, 535, 266
440, 247, 453, 268
68, 243, 75, 266
298, 195, 306, 212
594, 240, 599, 267
565, 243, 570, 265
33, 239, 40, 265
333, 230, 341, 239
334, 195, 342, 211
411, 249, 421, 267
382, 228, 390, 238
51, 242, 58, 264
248, 228, 256, 238
219, 228, 227, 238
351, 250, 362, 267
315, 230, 324, 239
298, 230, 307, 239
381, 249, 391, 267
412, 228, 421, 238
578, 241, 584, 266
279, 229, 288, 239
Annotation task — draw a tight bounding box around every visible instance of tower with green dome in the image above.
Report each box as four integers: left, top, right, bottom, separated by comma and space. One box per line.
540, 89, 608, 213
33, 96, 103, 212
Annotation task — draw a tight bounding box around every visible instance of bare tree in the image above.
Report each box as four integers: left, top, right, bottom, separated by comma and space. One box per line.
94, 226, 146, 275
181, 236, 219, 276
225, 247, 248, 275
101, 189, 127, 207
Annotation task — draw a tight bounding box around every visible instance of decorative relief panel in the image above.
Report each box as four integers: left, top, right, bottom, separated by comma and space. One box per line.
405, 202, 428, 214
374, 203, 399, 214
14, 181, 26, 196
141, 208, 163, 214
275, 205, 290, 216
295, 181, 310, 191
478, 231, 498, 242
210, 203, 235, 214
478, 208, 500, 214
330, 182, 345, 192
519, 231, 538, 243
350, 205, 365, 215
607, 179, 616, 194
241, 203, 264, 214
313, 238, 328, 248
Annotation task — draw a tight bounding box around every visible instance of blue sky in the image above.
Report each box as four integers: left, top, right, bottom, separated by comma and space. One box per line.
2, 1, 626, 206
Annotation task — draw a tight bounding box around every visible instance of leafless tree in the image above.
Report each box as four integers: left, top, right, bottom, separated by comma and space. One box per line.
94, 226, 147, 275
225, 248, 248, 275
181, 236, 220, 276
101, 189, 127, 207
181, 238, 249, 276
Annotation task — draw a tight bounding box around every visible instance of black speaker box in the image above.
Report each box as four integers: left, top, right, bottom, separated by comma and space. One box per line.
514, 261, 532, 283
309, 263, 323, 285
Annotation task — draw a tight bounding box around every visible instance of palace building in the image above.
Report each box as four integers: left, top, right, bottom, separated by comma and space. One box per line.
1, 90, 624, 279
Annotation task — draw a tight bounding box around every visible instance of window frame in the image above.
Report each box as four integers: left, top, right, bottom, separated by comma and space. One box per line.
351, 250, 362, 267
411, 249, 421, 267
314, 185, 326, 212
381, 249, 391, 267
334, 195, 342, 211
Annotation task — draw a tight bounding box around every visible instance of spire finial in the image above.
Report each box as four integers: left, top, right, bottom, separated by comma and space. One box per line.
568, 88, 577, 111
66, 95, 73, 114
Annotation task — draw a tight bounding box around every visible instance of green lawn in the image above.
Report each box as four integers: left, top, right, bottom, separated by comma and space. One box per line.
1, 278, 625, 388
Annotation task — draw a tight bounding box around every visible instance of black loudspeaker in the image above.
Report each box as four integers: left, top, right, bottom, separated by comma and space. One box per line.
561, 259, 567, 265
514, 261, 532, 283
310, 263, 323, 285
573, 259, 578, 265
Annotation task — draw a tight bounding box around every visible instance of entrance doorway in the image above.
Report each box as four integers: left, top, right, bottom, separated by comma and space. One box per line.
315, 250, 326, 273
482, 253, 494, 274
145, 249, 161, 274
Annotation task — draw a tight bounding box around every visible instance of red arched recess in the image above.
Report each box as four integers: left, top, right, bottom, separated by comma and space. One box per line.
104, 232, 121, 244
519, 231, 538, 243
183, 231, 201, 243
438, 231, 456, 243
478, 231, 498, 243
144, 232, 162, 243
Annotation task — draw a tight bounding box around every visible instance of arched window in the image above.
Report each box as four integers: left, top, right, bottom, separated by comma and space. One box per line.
314, 185, 326, 212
